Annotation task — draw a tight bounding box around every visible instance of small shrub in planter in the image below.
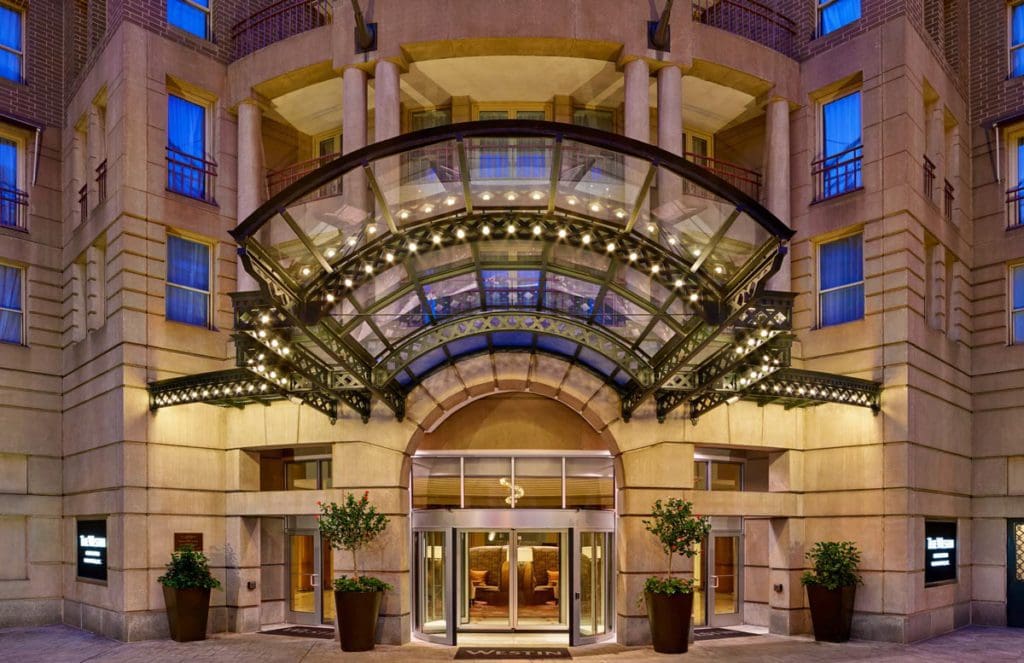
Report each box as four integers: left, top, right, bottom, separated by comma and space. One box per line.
318, 492, 393, 651
157, 546, 221, 642
801, 541, 863, 642
641, 498, 711, 654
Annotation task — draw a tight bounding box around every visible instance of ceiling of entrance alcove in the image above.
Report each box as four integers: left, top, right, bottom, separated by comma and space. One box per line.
417, 393, 609, 452
267, 56, 756, 137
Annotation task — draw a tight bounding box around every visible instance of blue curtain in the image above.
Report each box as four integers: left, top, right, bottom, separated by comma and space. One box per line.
0, 5, 21, 82
822, 91, 862, 197
167, 95, 206, 198
0, 264, 22, 343
1018, 139, 1024, 226
1014, 5, 1024, 77
166, 236, 210, 327
168, 0, 209, 39
820, 0, 860, 35
819, 234, 864, 326
0, 138, 17, 228
1014, 267, 1024, 343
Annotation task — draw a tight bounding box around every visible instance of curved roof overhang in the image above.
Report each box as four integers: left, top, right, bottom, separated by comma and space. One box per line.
149, 121, 881, 423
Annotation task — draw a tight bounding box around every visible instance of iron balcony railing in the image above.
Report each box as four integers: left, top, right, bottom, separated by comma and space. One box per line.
943, 179, 953, 223
691, 0, 798, 59
1008, 183, 1024, 228
166, 146, 218, 204
267, 153, 340, 200
96, 159, 107, 205
78, 183, 88, 223
923, 155, 935, 200
231, 0, 333, 60
811, 145, 863, 202
685, 152, 762, 200
0, 184, 27, 230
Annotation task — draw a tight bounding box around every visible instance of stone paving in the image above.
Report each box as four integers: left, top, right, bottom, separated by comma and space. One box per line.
1, 624, 1023, 663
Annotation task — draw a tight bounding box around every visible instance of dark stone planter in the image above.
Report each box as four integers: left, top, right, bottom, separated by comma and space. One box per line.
335, 590, 384, 651
806, 584, 856, 642
644, 591, 694, 654
162, 586, 211, 642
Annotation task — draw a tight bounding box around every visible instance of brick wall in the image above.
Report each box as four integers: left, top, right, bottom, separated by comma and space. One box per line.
0, 0, 64, 128
970, 0, 1024, 125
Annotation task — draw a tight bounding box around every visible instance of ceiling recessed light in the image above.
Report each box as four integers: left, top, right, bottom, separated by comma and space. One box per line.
481, 192, 493, 201
506, 192, 518, 201
589, 202, 602, 213
456, 228, 466, 239
385, 252, 395, 263
558, 228, 567, 239
530, 191, 544, 201
506, 224, 516, 234
301, 267, 311, 276
628, 252, 638, 261
532, 224, 542, 236
581, 233, 591, 245
407, 241, 418, 252
422, 204, 434, 214
364, 264, 374, 274
432, 233, 442, 244
398, 210, 410, 220
445, 196, 457, 206
367, 225, 377, 234
482, 225, 491, 236
567, 196, 578, 206
606, 242, 616, 253
325, 248, 336, 258
344, 278, 353, 287
325, 293, 335, 303
651, 264, 660, 274
674, 279, 684, 288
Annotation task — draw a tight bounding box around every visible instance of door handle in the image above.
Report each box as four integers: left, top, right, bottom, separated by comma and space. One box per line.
310, 573, 319, 588
711, 575, 719, 588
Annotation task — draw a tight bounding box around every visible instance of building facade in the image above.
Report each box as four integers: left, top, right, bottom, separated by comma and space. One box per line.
0, 0, 1021, 647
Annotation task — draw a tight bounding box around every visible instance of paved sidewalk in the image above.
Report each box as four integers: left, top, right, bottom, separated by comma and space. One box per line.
1, 624, 1023, 662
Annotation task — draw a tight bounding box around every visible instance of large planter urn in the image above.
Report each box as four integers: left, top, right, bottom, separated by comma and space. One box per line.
335, 590, 384, 651
162, 585, 211, 642
806, 584, 856, 642
644, 591, 694, 654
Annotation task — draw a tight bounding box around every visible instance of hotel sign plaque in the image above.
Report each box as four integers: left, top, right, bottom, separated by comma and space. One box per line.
76, 519, 107, 582
925, 520, 957, 585
174, 532, 203, 552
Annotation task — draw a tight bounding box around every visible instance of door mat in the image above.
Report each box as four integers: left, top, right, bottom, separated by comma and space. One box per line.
693, 627, 760, 641
454, 647, 572, 659
260, 626, 336, 640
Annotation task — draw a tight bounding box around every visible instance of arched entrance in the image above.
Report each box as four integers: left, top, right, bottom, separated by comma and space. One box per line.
409, 393, 616, 646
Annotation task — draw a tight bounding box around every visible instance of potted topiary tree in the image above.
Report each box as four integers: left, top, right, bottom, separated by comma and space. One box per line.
801, 541, 863, 642
641, 498, 711, 654
318, 492, 393, 651
157, 545, 221, 642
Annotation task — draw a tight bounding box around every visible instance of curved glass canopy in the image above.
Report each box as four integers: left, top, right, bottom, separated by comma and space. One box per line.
230, 120, 799, 422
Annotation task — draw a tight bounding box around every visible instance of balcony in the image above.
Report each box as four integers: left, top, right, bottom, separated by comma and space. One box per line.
923, 155, 935, 200
166, 146, 218, 205
811, 145, 863, 202
0, 184, 28, 230
96, 159, 107, 205
1008, 184, 1024, 229
266, 153, 340, 201
691, 0, 798, 59
685, 152, 762, 201
231, 0, 333, 60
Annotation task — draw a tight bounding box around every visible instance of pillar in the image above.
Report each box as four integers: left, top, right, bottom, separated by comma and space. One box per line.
927, 102, 945, 206
764, 97, 792, 291
343, 66, 370, 220
86, 104, 105, 208
623, 59, 650, 143
656, 65, 683, 214
236, 99, 264, 292
769, 517, 808, 635
224, 516, 261, 632
373, 60, 401, 227
71, 128, 86, 225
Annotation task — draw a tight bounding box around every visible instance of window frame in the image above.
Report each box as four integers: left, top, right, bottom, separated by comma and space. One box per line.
0, 4, 24, 83
164, 232, 213, 329
0, 260, 24, 345
0, 123, 26, 230
1011, 2, 1024, 78
1011, 262, 1024, 345
693, 456, 745, 492
1006, 126, 1024, 228
167, 0, 212, 41
165, 89, 215, 202
816, 231, 866, 328
818, 0, 860, 37
817, 87, 864, 200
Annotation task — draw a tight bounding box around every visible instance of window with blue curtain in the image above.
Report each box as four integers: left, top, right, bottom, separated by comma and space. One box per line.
819, 234, 864, 327
166, 235, 210, 327
1016, 138, 1024, 227
0, 263, 22, 344
821, 91, 862, 198
1013, 265, 1024, 344
818, 0, 860, 36
0, 5, 23, 83
478, 111, 511, 178
0, 137, 18, 228
168, 0, 210, 40
1012, 4, 1024, 77
167, 94, 207, 200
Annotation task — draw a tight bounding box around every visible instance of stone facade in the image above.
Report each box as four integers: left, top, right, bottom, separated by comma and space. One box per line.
0, 0, 1019, 647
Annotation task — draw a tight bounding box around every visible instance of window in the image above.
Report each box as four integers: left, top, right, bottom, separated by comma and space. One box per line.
166, 235, 210, 327
818, 0, 860, 36
693, 461, 743, 491
1012, 3, 1024, 77
819, 91, 863, 199
167, 94, 213, 202
0, 5, 23, 83
0, 133, 24, 228
285, 459, 332, 490
819, 233, 865, 327
1012, 264, 1024, 344
168, 0, 210, 40
0, 262, 22, 344
1013, 136, 1024, 228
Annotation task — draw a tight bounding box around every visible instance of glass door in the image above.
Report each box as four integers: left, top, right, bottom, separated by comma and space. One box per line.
460, 530, 512, 629
1009, 519, 1024, 628
286, 531, 334, 625
694, 531, 743, 627
415, 529, 454, 644
571, 530, 613, 645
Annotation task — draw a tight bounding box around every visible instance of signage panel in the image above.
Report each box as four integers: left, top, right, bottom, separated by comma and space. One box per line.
77, 519, 108, 582
174, 532, 203, 552
925, 520, 957, 585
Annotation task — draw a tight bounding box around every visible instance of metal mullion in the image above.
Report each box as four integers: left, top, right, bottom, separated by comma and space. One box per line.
456, 139, 474, 214
690, 208, 741, 274
623, 163, 657, 234
341, 293, 392, 353
510, 457, 516, 509
404, 256, 438, 325
586, 261, 620, 325
535, 240, 553, 311
460, 457, 465, 509
561, 457, 566, 509
547, 139, 563, 213
279, 209, 334, 274
167, 282, 210, 297
364, 165, 399, 235
819, 279, 864, 296
630, 291, 680, 353
470, 243, 487, 310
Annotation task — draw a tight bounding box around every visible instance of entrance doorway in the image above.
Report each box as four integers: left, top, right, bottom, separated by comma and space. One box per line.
1009, 519, 1024, 627
285, 518, 335, 626
693, 519, 743, 627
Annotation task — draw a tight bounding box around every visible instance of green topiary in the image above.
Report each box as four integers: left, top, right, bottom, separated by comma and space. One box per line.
801, 541, 863, 590
318, 492, 393, 593
157, 546, 221, 590
641, 498, 711, 596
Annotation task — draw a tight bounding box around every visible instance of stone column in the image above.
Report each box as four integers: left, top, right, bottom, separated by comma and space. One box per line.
946, 123, 961, 223
224, 516, 261, 632
373, 60, 401, 229
768, 517, 807, 635
764, 98, 792, 291
86, 104, 105, 208
623, 59, 650, 143
927, 102, 945, 206
236, 99, 264, 292
656, 65, 683, 214
71, 129, 86, 225
343, 67, 370, 221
